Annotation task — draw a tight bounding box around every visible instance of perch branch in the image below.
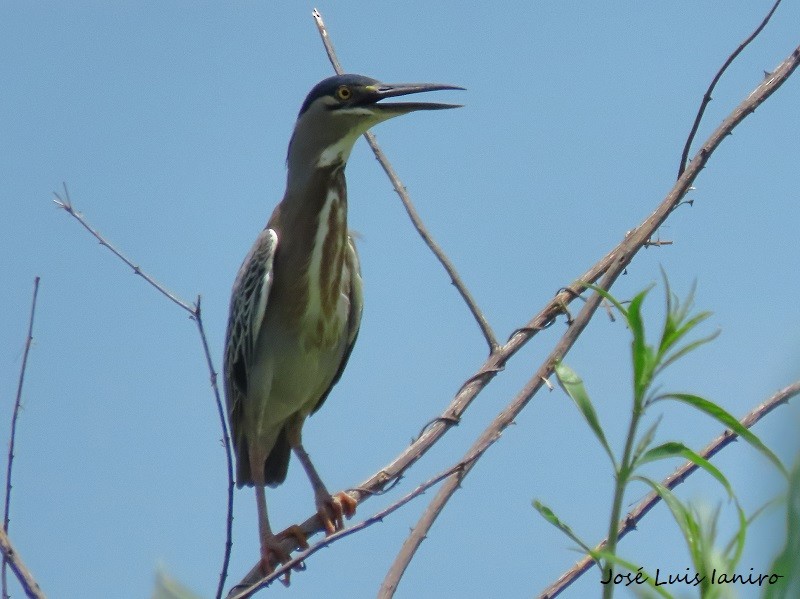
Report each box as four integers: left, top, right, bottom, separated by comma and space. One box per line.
226, 452, 484, 599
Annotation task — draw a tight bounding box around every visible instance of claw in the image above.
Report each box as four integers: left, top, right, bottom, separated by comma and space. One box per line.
278, 524, 309, 551
258, 526, 309, 586
258, 535, 291, 582
335, 491, 357, 520
317, 491, 358, 535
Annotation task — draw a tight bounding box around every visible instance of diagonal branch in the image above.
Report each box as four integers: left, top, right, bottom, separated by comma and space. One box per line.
380, 254, 620, 598
677, 0, 783, 178
54, 189, 235, 598
312, 8, 499, 352
3, 277, 41, 599
53, 184, 194, 313
0, 528, 46, 599
539, 380, 800, 598
378, 41, 800, 598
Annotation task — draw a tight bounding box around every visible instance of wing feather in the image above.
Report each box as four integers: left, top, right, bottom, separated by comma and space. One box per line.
223, 227, 278, 471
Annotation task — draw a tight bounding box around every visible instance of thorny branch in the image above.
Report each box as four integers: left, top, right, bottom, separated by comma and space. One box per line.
54, 186, 235, 599
2, 278, 41, 599
539, 381, 800, 598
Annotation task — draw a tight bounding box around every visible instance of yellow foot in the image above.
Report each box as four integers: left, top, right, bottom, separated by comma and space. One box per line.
317, 491, 358, 535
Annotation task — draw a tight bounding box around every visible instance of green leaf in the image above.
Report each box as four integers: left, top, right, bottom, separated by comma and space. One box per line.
635, 441, 733, 498
764, 458, 800, 599
724, 496, 783, 559
728, 498, 748, 572
657, 277, 698, 355
654, 328, 720, 377
533, 498, 595, 557
632, 416, 662, 465
661, 393, 788, 478
555, 361, 616, 467
627, 291, 654, 402
633, 476, 692, 546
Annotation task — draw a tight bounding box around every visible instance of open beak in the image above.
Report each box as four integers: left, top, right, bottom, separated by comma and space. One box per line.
365, 82, 464, 113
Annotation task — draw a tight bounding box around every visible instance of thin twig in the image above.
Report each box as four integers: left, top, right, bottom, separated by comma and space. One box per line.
378, 42, 800, 598
226, 452, 485, 599
53, 184, 194, 313
539, 380, 800, 598
677, 0, 783, 178
311, 9, 344, 74
193, 297, 236, 599
55, 189, 234, 597
3, 278, 41, 599
312, 8, 499, 352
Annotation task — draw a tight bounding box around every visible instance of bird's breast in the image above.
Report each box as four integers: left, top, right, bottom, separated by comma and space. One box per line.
298, 184, 350, 350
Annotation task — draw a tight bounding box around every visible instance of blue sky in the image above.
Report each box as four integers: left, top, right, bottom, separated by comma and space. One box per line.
2, 3, 799, 598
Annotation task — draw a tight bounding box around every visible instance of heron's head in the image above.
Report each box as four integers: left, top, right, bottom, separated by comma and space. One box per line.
287, 74, 462, 172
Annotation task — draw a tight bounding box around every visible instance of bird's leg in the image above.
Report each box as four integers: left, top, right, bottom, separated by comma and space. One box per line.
251, 461, 307, 580
253, 484, 289, 576
292, 441, 357, 535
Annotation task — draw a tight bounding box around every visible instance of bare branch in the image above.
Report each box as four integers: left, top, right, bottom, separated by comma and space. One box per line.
191, 297, 236, 599
678, 0, 783, 178
311, 9, 344, 74
378, 41, 800, 598
0, 528, 46, 599
539, 380, 800, 598
55, 191, 235, 597
312, 8, 500, 352
380, 258, 614, 598
3, 278, 41, 599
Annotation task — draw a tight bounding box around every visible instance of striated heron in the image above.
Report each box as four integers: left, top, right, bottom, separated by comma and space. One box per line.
223, 73, 461, 573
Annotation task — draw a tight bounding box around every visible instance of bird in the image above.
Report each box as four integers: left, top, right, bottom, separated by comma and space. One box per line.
223, 73, 461, 574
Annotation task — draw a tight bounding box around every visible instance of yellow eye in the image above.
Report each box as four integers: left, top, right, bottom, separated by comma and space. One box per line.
335, 85, 352, 101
